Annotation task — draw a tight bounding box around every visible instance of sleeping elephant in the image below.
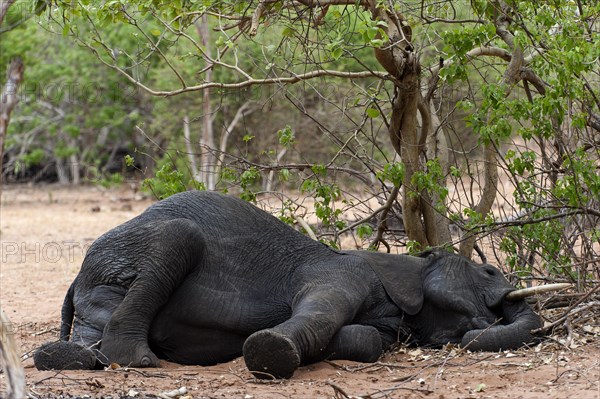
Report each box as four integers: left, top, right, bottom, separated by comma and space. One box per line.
34, 191, 542, 379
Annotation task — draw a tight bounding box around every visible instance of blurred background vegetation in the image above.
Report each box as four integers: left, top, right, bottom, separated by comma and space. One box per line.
1, 0, 599, 289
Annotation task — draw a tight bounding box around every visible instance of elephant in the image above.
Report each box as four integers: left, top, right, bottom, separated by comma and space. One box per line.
34, 191, 542, 379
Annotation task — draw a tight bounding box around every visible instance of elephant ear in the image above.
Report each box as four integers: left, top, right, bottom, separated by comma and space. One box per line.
350, 251, 427, 315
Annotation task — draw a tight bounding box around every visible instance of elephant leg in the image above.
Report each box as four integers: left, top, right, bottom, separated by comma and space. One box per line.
316, 324, 383, 363
243, 286, 368, 379
99, 219, 205, 367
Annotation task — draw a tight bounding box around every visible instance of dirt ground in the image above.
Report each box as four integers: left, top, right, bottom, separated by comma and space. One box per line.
1, 184, 599, 399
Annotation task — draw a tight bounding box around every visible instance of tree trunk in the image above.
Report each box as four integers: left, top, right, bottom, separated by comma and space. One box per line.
69, 153, 80, 185
55, 158, 69, 184
422, 100, 452, 247
183, 114, 200, 180
0, 57, 25, 194
195, 16, 216, 190
459, 1, 520, 257
216, 101, 254, 182
69, 137, 80, 184
265, 147, 287, 192
370, 5, 429, 248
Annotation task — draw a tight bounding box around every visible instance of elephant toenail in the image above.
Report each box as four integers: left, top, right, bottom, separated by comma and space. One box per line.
141, 356, 151, 367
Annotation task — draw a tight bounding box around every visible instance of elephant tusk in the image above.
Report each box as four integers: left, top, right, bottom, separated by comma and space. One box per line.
504, 283, 572, 301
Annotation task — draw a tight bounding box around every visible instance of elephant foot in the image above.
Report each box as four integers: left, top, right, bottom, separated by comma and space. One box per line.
98, 339, 160, 368
34, 341, 97, 370
243, 330, 300, 379
324, 325, 383, 363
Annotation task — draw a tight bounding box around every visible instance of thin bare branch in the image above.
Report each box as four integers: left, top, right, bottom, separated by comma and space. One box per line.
294, 215, 318, 241
294, 0, 368, 6
370, 185, 400, 251
74, 38, 389, 96
216, 101, 256, 178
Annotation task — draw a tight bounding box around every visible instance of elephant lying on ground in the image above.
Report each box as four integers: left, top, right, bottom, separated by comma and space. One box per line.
34, 191, 542, 379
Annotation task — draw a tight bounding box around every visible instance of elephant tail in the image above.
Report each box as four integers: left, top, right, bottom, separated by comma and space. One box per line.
59, 282, 76, 341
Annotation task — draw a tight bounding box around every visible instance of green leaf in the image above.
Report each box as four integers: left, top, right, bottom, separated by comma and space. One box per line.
282, 27, 295, 37
366, 108, 380, 118
278, 168, 290, 182
277, 125, 295, 147
357, 224, 374, 239
34, 0, 48, 15
124, 155, 135, 167
475, 383, 486, 392
311, 164, 327, 177
150, 29, 161, 36
331, 46, 343, 60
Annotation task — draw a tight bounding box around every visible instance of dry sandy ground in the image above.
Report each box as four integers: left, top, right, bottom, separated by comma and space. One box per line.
0, 185, 599, 399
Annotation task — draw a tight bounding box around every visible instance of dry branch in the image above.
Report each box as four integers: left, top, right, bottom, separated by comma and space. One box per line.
370, 185, 400, 251
0, 309, 26, 399
533, 284, 600, 334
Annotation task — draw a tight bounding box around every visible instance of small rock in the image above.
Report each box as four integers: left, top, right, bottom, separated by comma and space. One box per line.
159, 387, 188, 399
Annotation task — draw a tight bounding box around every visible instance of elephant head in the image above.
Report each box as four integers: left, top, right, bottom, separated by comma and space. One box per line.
363, 250, 542, 350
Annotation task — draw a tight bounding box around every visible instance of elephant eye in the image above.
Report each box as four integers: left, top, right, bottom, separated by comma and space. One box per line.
483, 267, 496, 276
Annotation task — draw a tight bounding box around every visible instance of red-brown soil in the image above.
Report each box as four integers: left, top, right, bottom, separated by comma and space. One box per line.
1, 185, 598, 398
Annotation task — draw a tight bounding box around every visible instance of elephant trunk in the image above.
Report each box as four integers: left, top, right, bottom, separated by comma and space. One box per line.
461, 299, 542, 351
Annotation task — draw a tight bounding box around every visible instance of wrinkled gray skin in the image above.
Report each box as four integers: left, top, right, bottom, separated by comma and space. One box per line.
34, 191, 541, 379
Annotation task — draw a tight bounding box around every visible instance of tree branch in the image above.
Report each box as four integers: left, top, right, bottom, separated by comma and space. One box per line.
370, 185, 400, 251
0, 0, 17, 25
520, 68, 547, 95
216, 101, 256, 178
77, 38, 389, 96
460, 1, 525, 257
294, 0, 368, 6
426, 46, 512, 109
250, 0, 267, 36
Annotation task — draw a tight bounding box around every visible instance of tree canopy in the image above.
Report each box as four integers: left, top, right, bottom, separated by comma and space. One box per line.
1, 0, 599, 286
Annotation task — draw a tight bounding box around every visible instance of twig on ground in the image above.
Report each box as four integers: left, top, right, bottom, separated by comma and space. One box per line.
31, 327, 58, 337
108, 367, 169, 378
327, 381, 351, 399
323, 360, 416, 372
246, 372, 285, 383
33, 370, 84, 386
364, 385, 434, 398
533, 300, 600, 334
